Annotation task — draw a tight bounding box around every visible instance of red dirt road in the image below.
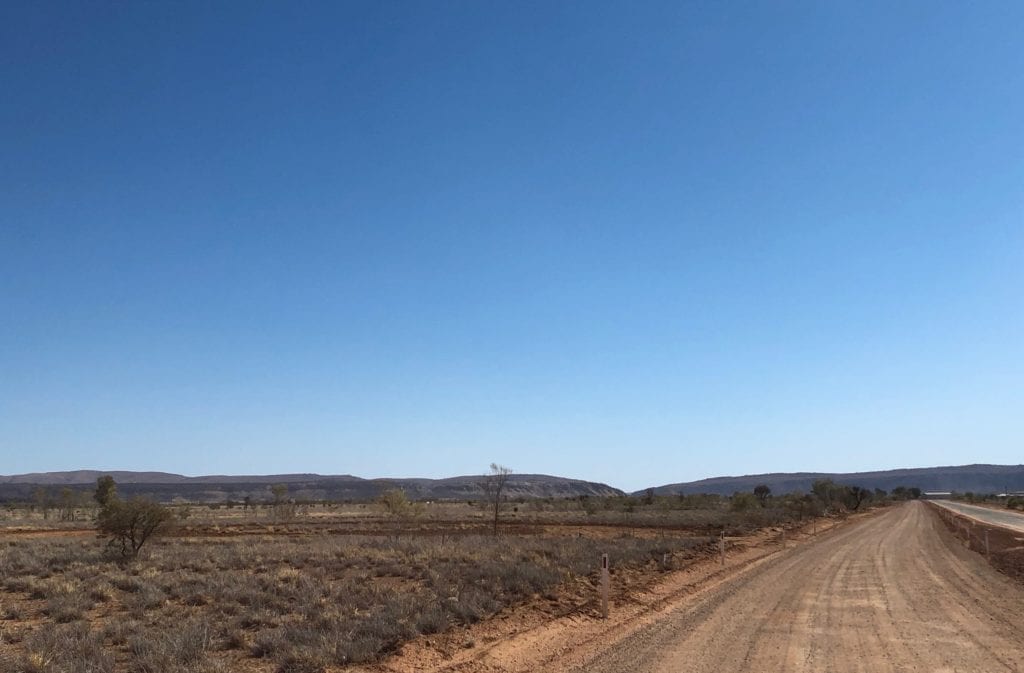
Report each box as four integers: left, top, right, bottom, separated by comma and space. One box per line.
576, 501, 1024, 672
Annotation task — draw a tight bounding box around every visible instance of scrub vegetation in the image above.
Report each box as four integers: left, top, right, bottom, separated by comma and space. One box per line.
0, 477, 903, 673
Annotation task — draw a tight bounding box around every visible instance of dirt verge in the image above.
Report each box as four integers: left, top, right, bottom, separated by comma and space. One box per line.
356, 513, 870, 673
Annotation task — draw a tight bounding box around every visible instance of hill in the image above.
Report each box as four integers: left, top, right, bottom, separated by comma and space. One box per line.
0, 470, 623, 504
639, 464, 1024, 497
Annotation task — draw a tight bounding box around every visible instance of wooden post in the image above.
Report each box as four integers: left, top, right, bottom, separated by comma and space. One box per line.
720, 531, 726, 566
600, 553, 609, 618
781, 528, 786, 549
985, 530, 990, 559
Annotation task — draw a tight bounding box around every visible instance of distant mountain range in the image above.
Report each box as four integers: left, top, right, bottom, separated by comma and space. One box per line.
639, 464, 1024, 497
0, 470, 624, 504
2, 463, 1021, 504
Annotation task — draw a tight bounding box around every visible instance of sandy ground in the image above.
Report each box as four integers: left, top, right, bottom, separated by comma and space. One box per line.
374, 502, 1024, 673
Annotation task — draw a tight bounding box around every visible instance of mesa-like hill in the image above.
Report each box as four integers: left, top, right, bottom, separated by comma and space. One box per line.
0, 470, 623, 504
639, 464, 1024, 497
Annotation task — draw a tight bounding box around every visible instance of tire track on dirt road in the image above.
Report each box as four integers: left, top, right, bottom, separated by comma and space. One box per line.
576, 502, 1024, 673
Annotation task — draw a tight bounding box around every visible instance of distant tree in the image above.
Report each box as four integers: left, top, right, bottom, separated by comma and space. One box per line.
643, 488, 655, 506
481, 463, 512, 535
94, 476, 117, 508
98, 497, 173, 558
378, 488, 423, 538
845, 485, 869, 511
731, 491, 758, 512
269, 484, 295, 519
799, 493, 820, 518
891, 485, 924, 501
811, 479, 839, 511
753, 484, 772, 507
58, 487, 78, 521
32, 486, 52, 520
243, 496, 252, 512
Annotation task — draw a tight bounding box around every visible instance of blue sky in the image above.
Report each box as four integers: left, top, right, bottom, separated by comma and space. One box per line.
2, 2, 1022, 491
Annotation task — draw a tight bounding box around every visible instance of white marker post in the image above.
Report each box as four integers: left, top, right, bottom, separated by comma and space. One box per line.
600, 553, 610, 618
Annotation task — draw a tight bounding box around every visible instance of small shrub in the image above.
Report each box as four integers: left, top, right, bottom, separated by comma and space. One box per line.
415, 603, 448, 634
128, 619, 212, 672
276, 651, 327, 673
97, 497, 173, 558
44, 591, 91, 623
250, 628, 288, 658
19, 622, 114, 673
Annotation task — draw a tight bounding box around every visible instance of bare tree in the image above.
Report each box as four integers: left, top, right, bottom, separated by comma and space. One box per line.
32, 486, 52, 520
58, 487, 79, 521
481, 463, 512, 535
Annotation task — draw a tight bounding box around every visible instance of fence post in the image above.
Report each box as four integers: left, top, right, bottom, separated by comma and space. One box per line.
781, 529, 786, 549
600, 553, 609, 618
985, 530, 990, 559
720, 531, 726, 567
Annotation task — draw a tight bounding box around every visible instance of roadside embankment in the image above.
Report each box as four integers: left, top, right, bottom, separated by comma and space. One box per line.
926, 501, 1024, 582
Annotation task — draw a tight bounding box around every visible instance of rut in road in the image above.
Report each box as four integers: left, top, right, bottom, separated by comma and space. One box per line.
578, 502, 1024, 673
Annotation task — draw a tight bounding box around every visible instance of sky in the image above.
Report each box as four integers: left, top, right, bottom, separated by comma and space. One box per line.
2, 2, 1022, 492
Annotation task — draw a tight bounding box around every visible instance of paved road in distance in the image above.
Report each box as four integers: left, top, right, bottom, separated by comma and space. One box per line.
932, 500, 1024, 533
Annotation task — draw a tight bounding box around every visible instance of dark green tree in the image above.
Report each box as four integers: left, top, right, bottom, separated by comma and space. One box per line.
845, 485, 869, 511
94, 475, 117, 508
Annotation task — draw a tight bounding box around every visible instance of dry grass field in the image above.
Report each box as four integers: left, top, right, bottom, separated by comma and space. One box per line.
0, 498, 816, 673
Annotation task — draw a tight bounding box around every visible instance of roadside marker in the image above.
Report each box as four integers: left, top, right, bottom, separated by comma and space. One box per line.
985, 530, 990, 559
720, 531, 726, 566
600, 553, 609, 618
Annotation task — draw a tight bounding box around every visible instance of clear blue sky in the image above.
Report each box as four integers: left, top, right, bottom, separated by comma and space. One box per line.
2, 2, 1022, 491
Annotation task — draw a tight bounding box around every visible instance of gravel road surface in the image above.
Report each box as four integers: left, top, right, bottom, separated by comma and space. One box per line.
576, 502, 1024, 673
